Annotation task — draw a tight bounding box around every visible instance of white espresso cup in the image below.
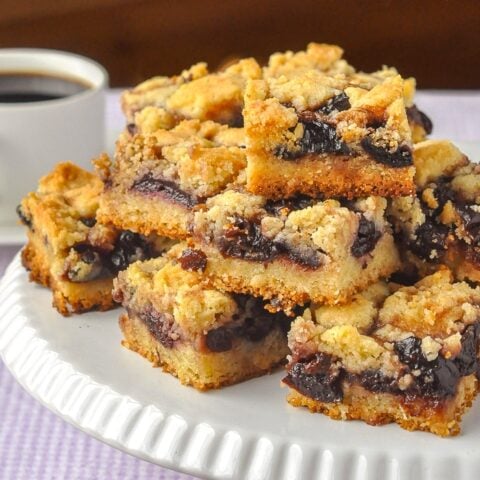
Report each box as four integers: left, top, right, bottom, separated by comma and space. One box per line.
0, 49, 108, 228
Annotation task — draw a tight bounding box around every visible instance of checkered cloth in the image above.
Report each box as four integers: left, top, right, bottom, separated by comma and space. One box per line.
0, 90, 479, 480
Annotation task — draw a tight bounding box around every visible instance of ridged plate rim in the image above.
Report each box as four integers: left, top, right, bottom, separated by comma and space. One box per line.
1, 135, 480, 480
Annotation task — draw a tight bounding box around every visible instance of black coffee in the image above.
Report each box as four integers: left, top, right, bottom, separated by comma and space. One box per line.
0, 71, 91, 103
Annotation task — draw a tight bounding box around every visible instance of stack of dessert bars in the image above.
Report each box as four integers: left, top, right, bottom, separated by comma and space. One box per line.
18, 44, 480, 436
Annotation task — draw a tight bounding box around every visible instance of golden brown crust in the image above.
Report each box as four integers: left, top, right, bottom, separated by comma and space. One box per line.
22, 232, 115, 316
119, 312, 287, 391
21, 237, 52, 288
18, 163, 117, 315
246, 152, 414, 199
97, 189, 190, 239
121, 62, 209, 121
379, 269, 480, 338
108, 121, 247, 199
413, 140, 468, 188
287, 376, 478, 437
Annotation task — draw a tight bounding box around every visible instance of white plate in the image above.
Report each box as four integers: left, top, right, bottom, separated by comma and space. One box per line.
2, 141, 480, 480
2, 254, 480, 480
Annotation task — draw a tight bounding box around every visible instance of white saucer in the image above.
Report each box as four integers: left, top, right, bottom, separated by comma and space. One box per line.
0, 226, 25, 245
0, 127, 122, 245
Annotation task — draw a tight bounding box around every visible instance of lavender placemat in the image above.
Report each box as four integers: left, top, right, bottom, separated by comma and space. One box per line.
1, 89, 479, 480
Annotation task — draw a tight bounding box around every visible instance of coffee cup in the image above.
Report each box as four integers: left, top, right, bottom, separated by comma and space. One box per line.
0, 48, 108, 232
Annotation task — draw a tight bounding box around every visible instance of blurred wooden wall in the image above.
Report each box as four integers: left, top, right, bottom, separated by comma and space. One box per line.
1, 0, 479, 88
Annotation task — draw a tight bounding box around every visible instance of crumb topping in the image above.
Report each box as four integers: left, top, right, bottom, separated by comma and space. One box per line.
103, 119, 247, 200
289, 270, 480, 384
121, 58, 261, 126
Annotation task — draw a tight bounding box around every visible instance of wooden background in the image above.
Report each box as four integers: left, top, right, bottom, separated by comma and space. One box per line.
1, 0, 479, 88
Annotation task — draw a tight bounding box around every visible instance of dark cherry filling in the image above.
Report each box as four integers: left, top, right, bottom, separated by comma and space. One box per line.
136, 308, 177, 348
457, 205, 480, 244
279, 119, 350, 160
126, 123, 137, 135
392, 333, 471, 395
242, 315, 274, 341
234, 292, 293, 334
318, 92, 351, 115
393, 178, 454, 262
283, 353, 343, 402
357, 370, 399, 394
16, 205, 32, 229
217, 212, 381, 267
274, 93, 416, 168
80, 217, 97, 227
228, 111, 244, 128
68, 230, 153, 281
406, 105, 433, 135
388, 269, 421, 287
137, 293, 292, 353
275, 95, 351, 160
410, 221, 449, 262
361, 137, 413, 167
178, 248, 207, 272
109, 230, 152, 273
217, 216, 278, 262
216, 215, 321, 268
465, 247, 480, 268
351, 216, 381, 257
264, 194, 321, 215
432, 178, 457, 212
131, 173, 197, 208
77, 247, 100, 266
281, 245, 322, 269
206, 328, 233, 352
285, 324, 480, 403
450, 324, 479, 376
206, 301, 291, 353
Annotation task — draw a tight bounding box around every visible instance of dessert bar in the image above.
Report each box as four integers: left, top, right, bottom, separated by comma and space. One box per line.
96, 118, 246, 239
389, 140, 480, 282
191, 190, 400, 311
284, 270, 480, 436
121, 58, 261, 127
18, 162, 172, 315
113, 243, 291, 390
244, 71, 415, 199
